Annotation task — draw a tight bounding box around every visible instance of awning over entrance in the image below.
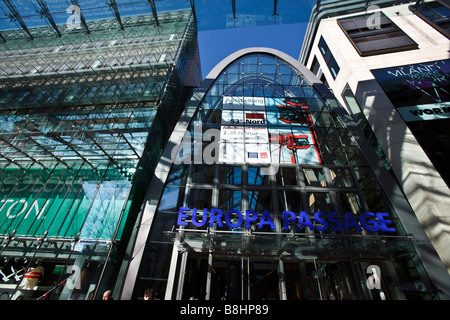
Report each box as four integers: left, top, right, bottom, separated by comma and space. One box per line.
167, 227, 420, 261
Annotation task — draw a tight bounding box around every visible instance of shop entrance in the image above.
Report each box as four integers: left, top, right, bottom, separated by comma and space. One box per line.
176, 252, 368, 300
179, 255, 280, 300
209, 258, 279, 300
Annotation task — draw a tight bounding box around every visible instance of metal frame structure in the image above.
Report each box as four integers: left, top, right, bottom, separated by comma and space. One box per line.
0, 5, 200, 300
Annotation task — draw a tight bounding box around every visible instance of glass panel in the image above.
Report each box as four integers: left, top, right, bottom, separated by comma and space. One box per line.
166, 164, 189, 187
158, 186, 186, 211
79, 180, 131, 240
192, 165, 214, 184
278, 190, 303, 212
260, 55, 277, 65
276, 167, 298, 185
315, 262, 361, 300
218, 190, 242, 211
195, 108, 222, 124
219, 166, 242, 185
329, 167, 354, 187
181, 256, 208, 300
337, 192, 363, 214
210, 259, 242, 300
139, 243, 173, 279
188, 189, 212, 208
307, 192, 332, 214
353, 167, 380, 190
248, 190, 271, 212
243, 63, 260, 74
249, 260, 279, 300
303, 167, 326, 187
247, 167, 269, 185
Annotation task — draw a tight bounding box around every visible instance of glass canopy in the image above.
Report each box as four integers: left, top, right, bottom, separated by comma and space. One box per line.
0, 0, 316, 33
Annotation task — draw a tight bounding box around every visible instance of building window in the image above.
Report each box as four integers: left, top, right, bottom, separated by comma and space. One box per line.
318, 36, 340, 79
337, 11, 418, 56
197, 64, 202, 82
342, 85, 364, 121
341, 84, 391, 170
411, 0, 450, 39
310, 55, 320, 76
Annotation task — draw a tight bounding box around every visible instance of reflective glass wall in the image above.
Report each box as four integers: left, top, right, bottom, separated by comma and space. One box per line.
131, 52, 443, 300
0, 10, 199, 300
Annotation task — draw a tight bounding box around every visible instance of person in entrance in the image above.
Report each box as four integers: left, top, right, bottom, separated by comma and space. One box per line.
144, 288, 156, 300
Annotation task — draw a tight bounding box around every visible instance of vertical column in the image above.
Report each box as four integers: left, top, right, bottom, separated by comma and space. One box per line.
205, 252, 212, 300
165, 232, 184, 300
59, 256, 86, 300
278, 259, 287, 300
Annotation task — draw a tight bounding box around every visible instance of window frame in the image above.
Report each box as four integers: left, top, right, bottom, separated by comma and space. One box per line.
317, 36, 340, 80
410, 0, 450, 39
337, 11, 418, 57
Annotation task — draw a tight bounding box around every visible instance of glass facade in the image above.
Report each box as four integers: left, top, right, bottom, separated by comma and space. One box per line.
0, 9, 200, 300
130, 51, 443, 300
0, 0, 319, 33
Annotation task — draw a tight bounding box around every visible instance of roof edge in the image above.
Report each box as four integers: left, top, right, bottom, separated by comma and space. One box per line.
205, 47, 322, 85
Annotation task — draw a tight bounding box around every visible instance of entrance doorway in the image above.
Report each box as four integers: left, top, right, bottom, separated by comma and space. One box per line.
181, 255, 280, 300
209, 259, 279, 300
176, 253, 369, 300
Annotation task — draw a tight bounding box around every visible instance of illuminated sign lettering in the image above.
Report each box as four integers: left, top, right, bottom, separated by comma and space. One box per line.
176, 207, 396, 233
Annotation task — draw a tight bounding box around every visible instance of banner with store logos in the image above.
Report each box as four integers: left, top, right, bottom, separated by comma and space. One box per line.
0, 168, 130, 239
219, 96, 321, 165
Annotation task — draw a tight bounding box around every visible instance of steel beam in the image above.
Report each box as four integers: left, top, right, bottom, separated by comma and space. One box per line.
147, 0, 160, 26
189, 0, 197, 23
2, 0, 33, 40
232, 0, 236, 20
106, 0, 124, 31
35, 0, 61, 37
70, 0, 90, 34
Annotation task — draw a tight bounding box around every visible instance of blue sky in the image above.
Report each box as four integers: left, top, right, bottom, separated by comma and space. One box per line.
198, 22, 308, 79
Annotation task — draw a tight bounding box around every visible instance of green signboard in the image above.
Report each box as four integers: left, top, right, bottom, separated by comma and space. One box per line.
0, 166, 131, 240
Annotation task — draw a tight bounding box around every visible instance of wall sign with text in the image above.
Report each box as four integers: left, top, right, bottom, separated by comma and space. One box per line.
176, 207, 396, 233
372, 59, 450, 122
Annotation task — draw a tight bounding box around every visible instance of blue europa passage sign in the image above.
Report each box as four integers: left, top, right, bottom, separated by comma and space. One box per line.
176, 207, 396, 233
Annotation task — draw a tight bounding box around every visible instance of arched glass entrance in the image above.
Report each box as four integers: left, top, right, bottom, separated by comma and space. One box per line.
125, 50, 442, 300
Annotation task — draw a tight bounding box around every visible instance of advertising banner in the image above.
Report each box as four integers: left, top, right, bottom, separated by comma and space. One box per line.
0, 168, 130, 240
219, 96, 271, 164
372, 59, 450, 185
219, 96, 322, 165
372, 59, 450, 120
395, 102, 450, 122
